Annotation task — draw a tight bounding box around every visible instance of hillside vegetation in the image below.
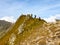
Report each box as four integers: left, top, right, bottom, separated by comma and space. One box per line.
0, 14, 60, 45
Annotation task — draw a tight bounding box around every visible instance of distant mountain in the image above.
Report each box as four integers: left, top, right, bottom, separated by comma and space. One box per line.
0, 20, 12, 30
0, 14, 60, 45
0, 20, 12, 38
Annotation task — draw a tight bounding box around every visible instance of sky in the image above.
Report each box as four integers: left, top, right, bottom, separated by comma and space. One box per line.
0, 0, 60, 22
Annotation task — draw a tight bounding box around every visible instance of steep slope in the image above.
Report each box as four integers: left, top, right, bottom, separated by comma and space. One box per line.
0, 15, 27, 45
0, 14, 60, 45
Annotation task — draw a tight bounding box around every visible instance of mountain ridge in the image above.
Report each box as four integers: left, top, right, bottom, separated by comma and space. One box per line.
0, 14, 60, 45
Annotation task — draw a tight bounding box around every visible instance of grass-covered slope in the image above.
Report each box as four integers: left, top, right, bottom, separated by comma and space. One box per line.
0, 14, 60, 45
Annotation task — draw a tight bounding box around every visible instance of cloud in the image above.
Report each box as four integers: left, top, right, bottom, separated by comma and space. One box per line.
0, 0, 60, 20
43, 14, 60, 23
0, 16, 16, 23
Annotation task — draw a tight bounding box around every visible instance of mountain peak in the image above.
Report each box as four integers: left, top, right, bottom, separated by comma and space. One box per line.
0, 14, 60, 45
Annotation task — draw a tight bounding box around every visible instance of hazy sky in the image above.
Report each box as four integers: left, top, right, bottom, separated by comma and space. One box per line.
0, 0, 60, 22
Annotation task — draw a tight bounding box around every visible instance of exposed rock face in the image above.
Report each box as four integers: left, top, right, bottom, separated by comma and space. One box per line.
9, 33, 16, 45
0, 14, 60, 45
